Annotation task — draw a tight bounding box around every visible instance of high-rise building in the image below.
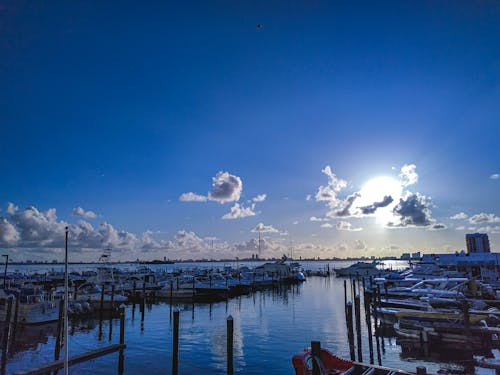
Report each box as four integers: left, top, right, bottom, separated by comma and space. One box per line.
465, 233, 490, 254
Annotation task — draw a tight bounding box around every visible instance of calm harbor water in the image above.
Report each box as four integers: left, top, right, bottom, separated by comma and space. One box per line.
3, 260, 476, 374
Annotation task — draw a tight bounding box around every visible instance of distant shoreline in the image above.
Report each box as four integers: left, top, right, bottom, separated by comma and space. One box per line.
5, 257, 406, 266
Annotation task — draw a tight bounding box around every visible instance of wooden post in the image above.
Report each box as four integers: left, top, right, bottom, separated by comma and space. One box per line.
462, 300, 472, 353
172, 310, 179, 375
132, 281, 136, 298
110, 285, 115, 311
170, 280, 173, 303
343, 280, 347, 311
346, 302, 355, 361
118, 305, 125, 375
311, 341, 321, 375
227, 315, 234, 375
1, 296, 14, 372
416, 366, 427, 375
354, 294, 362, 362
54, 299, 65, 361
99, 285, 105, 317
142, 280, 146, 299
364, 293, 374, 364
10, 293, 20, 348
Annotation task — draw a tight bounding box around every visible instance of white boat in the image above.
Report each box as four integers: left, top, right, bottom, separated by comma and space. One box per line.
75, 282, 127, 310
334, 261, 381, 277
0, 286, 59, 325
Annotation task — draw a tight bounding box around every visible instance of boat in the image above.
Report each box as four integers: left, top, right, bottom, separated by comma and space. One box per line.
75, 282, 127, 310
292, 346, 414, 375
0, 285, 59, 324
335, 261, 381, 277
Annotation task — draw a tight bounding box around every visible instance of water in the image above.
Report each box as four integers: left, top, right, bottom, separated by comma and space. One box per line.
2, 261, 476, 374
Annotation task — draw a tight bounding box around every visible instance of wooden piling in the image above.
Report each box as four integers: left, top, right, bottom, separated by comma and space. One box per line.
311, 341, 321, 375
110, 284, 115, 310
10, 293, 20, 348
227, 315, 234, 375
99, 285, 105, 318
346, 302, 355, 361
343, 280, 347, 313
54, 299, 65, 362
364, 293, 374, 364
170, 280, 173, 303
416, 366, 427, 375
172, 310, 179, 375
462, 300, 472, 353
118, 305, 125, 375
354, 294, 362, 362
1, 296, 14, 372
132, 281, 136, 298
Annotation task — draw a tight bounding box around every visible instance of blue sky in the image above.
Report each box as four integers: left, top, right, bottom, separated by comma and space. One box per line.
0, 1, 499, 261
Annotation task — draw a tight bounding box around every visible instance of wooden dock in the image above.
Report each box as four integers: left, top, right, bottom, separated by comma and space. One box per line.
12, 344, 126, 375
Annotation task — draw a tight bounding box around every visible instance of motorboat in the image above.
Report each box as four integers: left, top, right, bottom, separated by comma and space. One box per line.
335, 261, 381, 277
292, 346, 413, 375
75, 282, 127, 310
0, 285, 59, 324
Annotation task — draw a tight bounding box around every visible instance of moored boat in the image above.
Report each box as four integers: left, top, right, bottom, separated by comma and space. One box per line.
292, 345, 415, 375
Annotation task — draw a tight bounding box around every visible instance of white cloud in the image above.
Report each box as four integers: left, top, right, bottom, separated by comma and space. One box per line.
490, 173, 499, 180
251, 222, 279, 233
310, 216, 328, 222
399, 164, 418, 187
72, 206, 97, 218
140, 230, 174, 251
450, 212, 468, 220
179, 192, 207, 202
336, 221, 363, 231
252, 194, 267, 203
354, 239, 366, 250
476, 226, 500, 234
0, 217, 20, 245
208, 171, 242, 203
179, 171, 243, 204
6, 202, 19, 215
222, 203, 256, 220
315, 165, 347, 207
455, 226, 466, 231
174, 230, 206, 251
9, 206, 68, 247
320, 223, 333, 228
306, 194, 312, 201
468, 213, 500, 224
292, 221, 299, 225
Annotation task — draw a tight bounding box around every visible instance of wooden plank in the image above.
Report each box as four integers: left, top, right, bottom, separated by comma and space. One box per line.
13, 344, 126, 375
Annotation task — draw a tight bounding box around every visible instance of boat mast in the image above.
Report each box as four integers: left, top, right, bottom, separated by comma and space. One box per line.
64, 226, 69, 375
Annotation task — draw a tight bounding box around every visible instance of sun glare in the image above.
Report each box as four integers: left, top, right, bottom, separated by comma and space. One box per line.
355, 176, 402, 222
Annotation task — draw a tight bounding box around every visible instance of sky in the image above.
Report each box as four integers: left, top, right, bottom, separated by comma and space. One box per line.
0, 1, 499, 262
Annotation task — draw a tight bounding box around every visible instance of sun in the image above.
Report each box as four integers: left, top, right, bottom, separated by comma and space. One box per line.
354, 176, 402, 222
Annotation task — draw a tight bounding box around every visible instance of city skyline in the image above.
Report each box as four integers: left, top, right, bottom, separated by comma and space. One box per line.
1, 1, 499, 261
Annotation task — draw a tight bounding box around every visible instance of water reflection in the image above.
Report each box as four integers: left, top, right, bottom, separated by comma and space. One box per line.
3, 265, 485, 375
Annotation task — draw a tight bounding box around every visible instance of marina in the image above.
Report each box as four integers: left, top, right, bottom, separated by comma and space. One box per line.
1, 259, 500, 374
